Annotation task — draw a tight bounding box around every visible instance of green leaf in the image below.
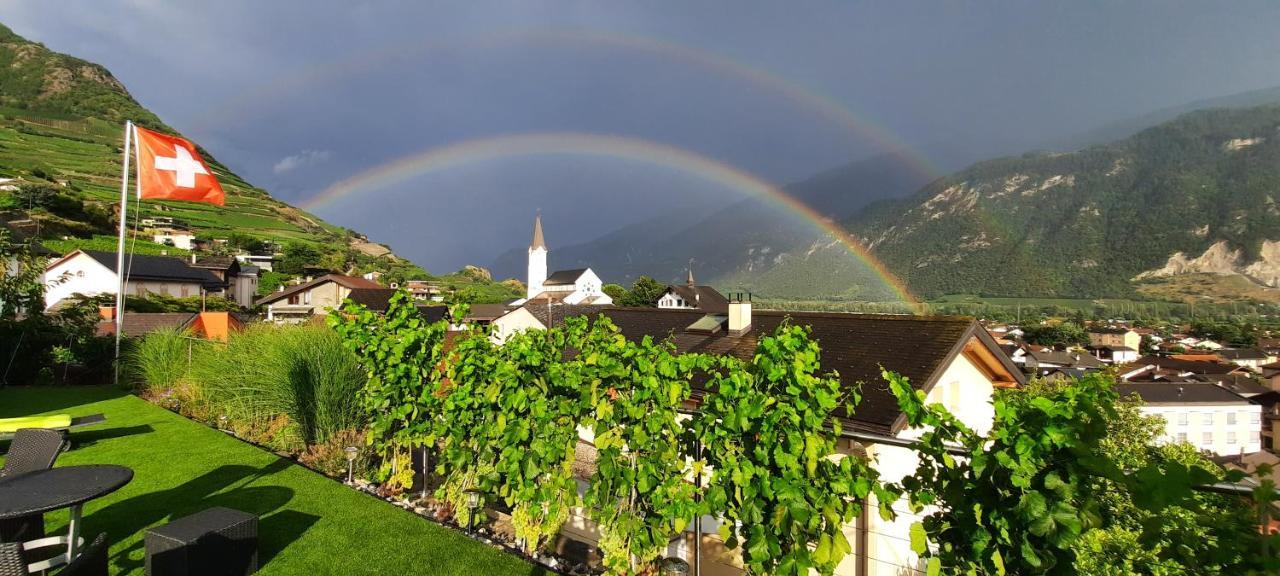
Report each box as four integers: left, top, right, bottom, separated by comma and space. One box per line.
909, 522, 929, 554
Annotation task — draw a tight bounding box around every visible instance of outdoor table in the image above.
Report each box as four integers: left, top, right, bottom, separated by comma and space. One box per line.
0, 464, 132, 572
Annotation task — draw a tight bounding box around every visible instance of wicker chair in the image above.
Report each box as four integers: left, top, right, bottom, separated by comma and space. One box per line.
0, 429, 66, 543
56, 533, 108, 576
0, 542, 26, 576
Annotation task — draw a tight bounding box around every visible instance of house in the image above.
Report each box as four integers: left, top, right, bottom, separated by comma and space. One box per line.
505, 299, 1024, 575
1085, 344, 1139, 364
1262, 362, 1280, 391
402, 280, 445, 301
1088, 326, 1141, 351
190, 255, 259, 308
518, 214, 613, 306
1216, 348, 1276, 372
153, 228, 195, 250
1114, 382, 1261, 456
657, 270, 729, 313
255, 274, 387, 322
234, 253, 275, 272
43, 250, 225, 309
1118, 355, 1246, 382
1022, 348, 1105, 372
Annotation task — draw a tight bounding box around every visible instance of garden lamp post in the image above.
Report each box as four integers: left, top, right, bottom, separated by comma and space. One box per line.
344, 446, 359, 484
464, 489, 481, 533
217, 415, 228, 431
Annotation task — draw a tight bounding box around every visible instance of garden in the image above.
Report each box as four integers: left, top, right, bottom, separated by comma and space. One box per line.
116, 290, 1280, 575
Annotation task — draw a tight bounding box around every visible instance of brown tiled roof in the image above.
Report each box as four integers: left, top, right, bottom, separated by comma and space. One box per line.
96, 313, 195, 337
593, 308, 1020, 434
465, 303, 513, 322
664, 285, 729, 314
1217, 348, 1271, 361
1118, 355, 1243, 376
191, 256, 238, 270
524, 304, 609, 328
256, 274, 382, 306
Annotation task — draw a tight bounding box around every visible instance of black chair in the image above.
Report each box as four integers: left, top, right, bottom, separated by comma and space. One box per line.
0, 429, 66, 543
56, 533, 108, 576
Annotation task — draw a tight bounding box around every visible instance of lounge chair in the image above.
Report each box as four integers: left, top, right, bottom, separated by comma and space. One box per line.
0, 415, 106, 441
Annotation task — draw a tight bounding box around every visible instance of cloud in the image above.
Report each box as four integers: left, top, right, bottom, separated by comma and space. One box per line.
272, 149, 333, 174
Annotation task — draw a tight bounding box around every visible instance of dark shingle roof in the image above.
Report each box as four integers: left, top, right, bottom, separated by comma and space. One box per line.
465, 303, 513, 322
665, 285, 729, 313
543, 269, 588, 286
1114, 382, 1251, 405
345, 288, 398, 311
596, 308, 1020, 434
1025, 349, 1105, 368
1217, 348, 1271, 361
81, 251, 222, 286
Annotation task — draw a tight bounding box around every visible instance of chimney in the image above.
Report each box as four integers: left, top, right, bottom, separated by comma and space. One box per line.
728, 292, 752, 335
99, 306, 116, 321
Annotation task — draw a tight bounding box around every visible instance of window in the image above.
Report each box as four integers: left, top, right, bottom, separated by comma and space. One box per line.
1228, 431, 1237, 445
1176, 413, 1188, 426
1176, 432, 1187, 443
1252, 412, 1262, 425
1203, 412, 1214, 425
1227, 412, 1237, 425
1202, 432, 1213, 445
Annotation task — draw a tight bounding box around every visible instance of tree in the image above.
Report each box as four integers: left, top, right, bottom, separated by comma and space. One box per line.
276, 243, 323, 275
1023, 321, 1089, 348
619, 276, 665, 307
602, 283, 627, 302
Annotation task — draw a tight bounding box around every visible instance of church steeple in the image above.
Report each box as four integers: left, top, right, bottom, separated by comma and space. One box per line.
527, 212, 548, 299
687, 267, 695, 286
530, 212, 547, 250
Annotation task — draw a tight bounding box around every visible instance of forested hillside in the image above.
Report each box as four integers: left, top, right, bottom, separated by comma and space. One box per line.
850, 105, 1280, 300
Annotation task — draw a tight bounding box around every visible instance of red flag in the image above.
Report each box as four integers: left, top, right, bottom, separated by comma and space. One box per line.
134, 126, 225, 206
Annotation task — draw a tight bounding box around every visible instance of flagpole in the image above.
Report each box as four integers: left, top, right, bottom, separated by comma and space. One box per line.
113, 121, 134, 387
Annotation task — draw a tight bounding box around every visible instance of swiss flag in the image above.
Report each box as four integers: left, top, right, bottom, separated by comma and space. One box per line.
134, 126, 225, 206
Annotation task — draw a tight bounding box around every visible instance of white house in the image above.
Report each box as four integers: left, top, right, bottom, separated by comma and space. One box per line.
516, 213, 612, 306
1115, 382, 1262, 456
43, 249, 224, 309
519, 301, 1024, 575
234, 253, 275, 272
153, 228, 195, 250
657, 270, 729, 313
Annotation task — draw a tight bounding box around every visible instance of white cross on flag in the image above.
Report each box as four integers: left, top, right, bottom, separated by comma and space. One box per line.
134, 125, 225, 205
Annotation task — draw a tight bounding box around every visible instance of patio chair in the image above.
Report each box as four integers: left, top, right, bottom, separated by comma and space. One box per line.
0, 415, 107, 441
0, 429, 66, 543
0, 542, 24, 576
55, 533, 108, 576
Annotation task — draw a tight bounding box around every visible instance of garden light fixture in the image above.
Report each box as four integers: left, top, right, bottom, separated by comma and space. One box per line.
464, 488, 481, 533
344, 446, 359, 483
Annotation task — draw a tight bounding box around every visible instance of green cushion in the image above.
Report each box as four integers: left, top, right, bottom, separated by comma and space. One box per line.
0, 414, 73, 433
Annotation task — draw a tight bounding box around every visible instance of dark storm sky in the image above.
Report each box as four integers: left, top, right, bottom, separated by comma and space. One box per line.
3, 1, 1279, 273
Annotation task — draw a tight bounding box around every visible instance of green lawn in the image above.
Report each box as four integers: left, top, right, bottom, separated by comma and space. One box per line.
0, 386, 547, 576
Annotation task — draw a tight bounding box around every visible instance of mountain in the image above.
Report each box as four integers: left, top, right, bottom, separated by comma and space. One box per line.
0, 22, 517, 301
491, 151, 935, 298
848, 104, 1280, 301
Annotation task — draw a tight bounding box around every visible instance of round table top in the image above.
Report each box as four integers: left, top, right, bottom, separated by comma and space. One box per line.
0, 465, 133, 520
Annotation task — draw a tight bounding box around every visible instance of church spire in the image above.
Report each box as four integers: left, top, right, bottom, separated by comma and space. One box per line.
530, 211, 547, 250
687, 266, 695, 286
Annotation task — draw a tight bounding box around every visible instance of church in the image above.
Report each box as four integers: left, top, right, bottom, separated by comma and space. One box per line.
514, 213, 613, 306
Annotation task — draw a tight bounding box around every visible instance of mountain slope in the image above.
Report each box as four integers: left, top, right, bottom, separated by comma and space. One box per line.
849, 104, 1280, 300
0, 22, 520, 299
492, 151, 934, 298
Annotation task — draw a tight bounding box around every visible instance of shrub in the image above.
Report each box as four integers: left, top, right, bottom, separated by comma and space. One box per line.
188, 323, 364, 450
127, 327, 192, 394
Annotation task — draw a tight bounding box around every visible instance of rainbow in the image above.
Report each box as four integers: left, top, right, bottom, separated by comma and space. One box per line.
190, 28, 938, 180
303, 132, 921, 310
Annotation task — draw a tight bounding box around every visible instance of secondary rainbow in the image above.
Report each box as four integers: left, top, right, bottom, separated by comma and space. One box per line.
303, 132, 921, 310
192, 28, 939, 181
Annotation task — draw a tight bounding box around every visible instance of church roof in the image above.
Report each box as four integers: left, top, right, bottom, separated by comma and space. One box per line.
544, 268, 588, 286
530, 213, 547, 250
